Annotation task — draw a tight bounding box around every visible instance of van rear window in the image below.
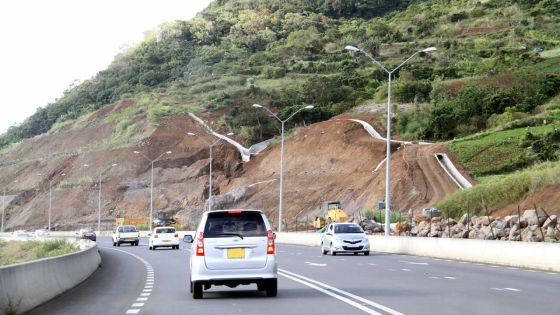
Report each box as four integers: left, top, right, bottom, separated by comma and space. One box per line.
204, 212, 267, 238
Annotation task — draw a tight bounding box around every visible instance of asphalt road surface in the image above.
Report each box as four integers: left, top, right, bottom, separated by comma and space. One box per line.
28, 237, 560, 315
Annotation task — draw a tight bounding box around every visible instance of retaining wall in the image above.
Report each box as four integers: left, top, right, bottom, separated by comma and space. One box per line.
0, 239, 101, 314
275, 232, 560, 272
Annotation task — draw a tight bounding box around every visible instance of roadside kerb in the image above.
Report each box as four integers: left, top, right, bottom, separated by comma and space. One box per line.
0, 238, 101, 314
274, 232, 560, 272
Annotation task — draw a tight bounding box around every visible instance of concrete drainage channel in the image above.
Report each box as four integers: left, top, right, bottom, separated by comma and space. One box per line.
0, 238, 101, 314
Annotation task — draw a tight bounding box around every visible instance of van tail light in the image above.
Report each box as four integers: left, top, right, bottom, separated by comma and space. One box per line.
196, 232, 205, 256
174, 233, 178, 238
267, 230, 275, 254
154, 234, 158, 238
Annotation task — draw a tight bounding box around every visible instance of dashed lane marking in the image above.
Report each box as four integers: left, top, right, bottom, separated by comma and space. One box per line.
100, 246, 154, 314
400, 261, 429, 265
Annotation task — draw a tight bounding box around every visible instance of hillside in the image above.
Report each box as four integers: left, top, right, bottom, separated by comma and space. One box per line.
0, 101, 468, 230
1, 0, 560, 230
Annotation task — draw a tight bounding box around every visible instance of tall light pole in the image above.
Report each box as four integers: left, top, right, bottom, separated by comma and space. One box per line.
84, 163, 117, 234
37, 172, 66, 232
345, 45, 436, 236
188, 132, 234, 211
252, 104, 314, 232
134, 150, 172, 230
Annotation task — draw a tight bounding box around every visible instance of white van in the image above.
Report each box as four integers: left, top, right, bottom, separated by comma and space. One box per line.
184, 209, 278, 299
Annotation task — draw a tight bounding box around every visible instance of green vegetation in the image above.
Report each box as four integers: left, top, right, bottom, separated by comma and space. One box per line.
360, 209, 403, 223
449, 124, 556, 176
436, 161, 560, 219
1, 0, 558, 149
0, 239, 79, 266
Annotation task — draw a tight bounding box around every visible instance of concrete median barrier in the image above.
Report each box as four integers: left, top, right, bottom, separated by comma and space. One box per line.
275, 232, 560, 272
0, 239, 101, 314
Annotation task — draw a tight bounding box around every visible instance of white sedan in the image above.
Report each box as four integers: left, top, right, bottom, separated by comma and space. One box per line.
148, 226, 180, 250
321, 223, 370, 256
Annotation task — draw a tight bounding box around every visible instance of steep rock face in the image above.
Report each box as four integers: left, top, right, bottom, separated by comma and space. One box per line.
0, 102, 466, 231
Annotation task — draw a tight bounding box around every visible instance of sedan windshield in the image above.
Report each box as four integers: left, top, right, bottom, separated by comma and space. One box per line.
334, 224, 363, 233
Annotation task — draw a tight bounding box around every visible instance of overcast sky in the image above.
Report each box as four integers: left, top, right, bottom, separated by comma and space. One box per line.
0, 0, 212, 134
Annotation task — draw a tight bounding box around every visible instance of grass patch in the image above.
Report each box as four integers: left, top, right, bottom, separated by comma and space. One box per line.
449, 125, 553, 176
436, 161, 560, 219
539, 47, 560, 59
0, 239, 79, 266
532, 57, 560, 73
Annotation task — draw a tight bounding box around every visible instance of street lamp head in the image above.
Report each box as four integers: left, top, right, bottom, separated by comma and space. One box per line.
422, 47, 437, 53
187, 132, 196, 136
252, 104, 263, 108
304, 105, 314, 109
345, 45, 360, 52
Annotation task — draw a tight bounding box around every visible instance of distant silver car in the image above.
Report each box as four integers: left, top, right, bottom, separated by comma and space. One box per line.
12, 230, 29, 238
321, 223, 370, 256
34, 229, 50, 237
185, 209, 278, 299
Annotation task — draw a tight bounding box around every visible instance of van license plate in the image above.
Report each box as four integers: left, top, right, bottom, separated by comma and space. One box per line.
227, 248, 245, 259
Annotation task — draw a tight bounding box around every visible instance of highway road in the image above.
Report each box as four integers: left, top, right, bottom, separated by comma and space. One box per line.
28, 237, 560, 315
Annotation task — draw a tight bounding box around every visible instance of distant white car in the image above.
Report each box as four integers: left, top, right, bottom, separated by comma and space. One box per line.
112, 225, 139, 246
149, 226, 179, 250
34, 229, 50, 237
12, 230, 29, 238
321, 223, 370, 256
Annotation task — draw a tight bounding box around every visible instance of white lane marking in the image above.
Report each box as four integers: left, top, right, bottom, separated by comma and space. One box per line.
429, 276, 441, 280
400, 261, 429, 265
444, 277, 456, 280
368, 263, 376, 266
145, 286, 153, 289
99, 246, 154, 315
475, 263, 484, 266
143, 289, 152, 292
132, 303, 144, 307
280, 269, 405, 315
547, 272, 557, 275
508, 267, 519, 270
280, 272, 384, 315
401, 269, 411, 272
304, 261, 327, 267
459, 261, 468, 264
490, 265, 500, 268
492, 287, 521, 292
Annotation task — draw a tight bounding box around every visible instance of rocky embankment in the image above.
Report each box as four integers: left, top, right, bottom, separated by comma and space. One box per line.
360, 209, 560, 242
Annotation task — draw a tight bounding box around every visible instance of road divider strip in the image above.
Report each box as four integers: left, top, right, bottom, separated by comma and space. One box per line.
279, 268, 405, 315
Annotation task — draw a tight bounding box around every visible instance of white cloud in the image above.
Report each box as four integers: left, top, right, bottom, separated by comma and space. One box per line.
0, 0, 212, 134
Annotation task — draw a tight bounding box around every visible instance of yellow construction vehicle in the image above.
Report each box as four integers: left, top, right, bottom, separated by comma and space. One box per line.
313, 201, 349, 229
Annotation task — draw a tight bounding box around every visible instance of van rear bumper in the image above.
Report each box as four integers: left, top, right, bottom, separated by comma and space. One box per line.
190, 255, 277, 282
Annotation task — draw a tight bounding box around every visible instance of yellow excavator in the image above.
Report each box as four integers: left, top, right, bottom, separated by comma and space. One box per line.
313, 201, 349, 229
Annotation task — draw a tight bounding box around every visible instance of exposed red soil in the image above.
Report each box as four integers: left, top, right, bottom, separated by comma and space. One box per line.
0, 101, 472, 230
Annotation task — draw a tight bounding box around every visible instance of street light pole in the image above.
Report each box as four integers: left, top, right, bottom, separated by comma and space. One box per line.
345, 45, 436, 236
188, 132, 234, 211
253, 103, 314, 232
37, 172, 65, 232
1, 188, 5, 233
134, 150, 172, 230
86, 163, 117, 234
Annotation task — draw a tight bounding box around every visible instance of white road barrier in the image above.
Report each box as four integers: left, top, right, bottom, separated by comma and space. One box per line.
274, 232, 560, 272
0, 238, 101, 314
